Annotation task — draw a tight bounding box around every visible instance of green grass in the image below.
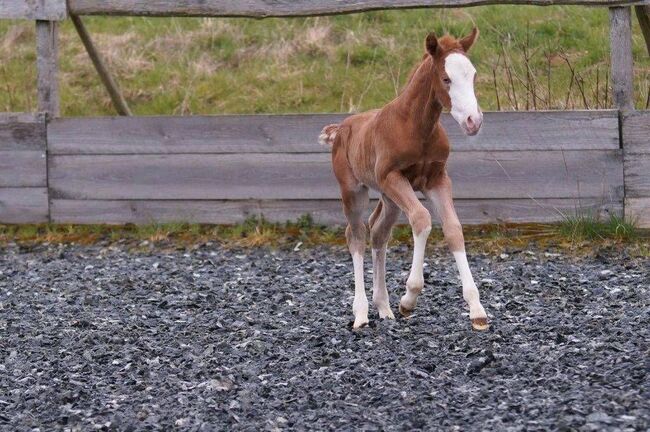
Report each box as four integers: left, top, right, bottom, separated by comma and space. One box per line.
0, 217, 344, 248
557, 214, 638, 241
1, 6, 648, 115
0, 216, 646, 255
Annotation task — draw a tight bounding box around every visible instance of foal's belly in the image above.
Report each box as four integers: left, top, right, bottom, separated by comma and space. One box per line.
354, 160, 446, 196
357, 172, 381, 192
403, 161, 447, 191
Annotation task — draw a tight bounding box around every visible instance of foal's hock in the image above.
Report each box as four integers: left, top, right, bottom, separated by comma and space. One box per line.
321, 29, 489, 331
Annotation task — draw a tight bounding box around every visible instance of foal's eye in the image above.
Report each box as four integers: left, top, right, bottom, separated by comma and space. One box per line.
443, 78, 451, 85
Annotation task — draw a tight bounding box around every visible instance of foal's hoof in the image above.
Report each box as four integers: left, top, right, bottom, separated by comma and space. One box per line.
378, 307, 395, 320
353, 318, 369, 330
471, 318, 489, 331
398, 303, 414, 318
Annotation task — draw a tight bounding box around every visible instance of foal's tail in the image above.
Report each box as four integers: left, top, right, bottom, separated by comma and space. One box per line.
318, 124, 340, 148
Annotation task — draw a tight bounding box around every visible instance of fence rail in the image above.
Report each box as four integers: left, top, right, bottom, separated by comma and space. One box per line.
0, 1, 648, 226
5, 0, 650, 20
0, 0, 66, 20
66, 0, 650, 17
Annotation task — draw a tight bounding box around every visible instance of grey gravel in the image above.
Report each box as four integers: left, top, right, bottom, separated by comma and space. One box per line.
0, 241, 648, 431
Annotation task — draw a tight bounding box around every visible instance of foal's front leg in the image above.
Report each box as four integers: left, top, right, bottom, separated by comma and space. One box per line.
379, 172, 432, 317
425, 177, 488, 330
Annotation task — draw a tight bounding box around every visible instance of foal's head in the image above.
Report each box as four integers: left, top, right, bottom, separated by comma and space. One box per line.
426, 29, 482, 136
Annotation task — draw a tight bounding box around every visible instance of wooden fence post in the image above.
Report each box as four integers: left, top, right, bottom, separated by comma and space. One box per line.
610, 6, 646, 225
609, 7, 634, 111
36, 20, 60, 117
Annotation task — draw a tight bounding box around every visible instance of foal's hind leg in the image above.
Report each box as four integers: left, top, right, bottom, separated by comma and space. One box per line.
369, 196, 401, 319
342, 186, 370, 329
424, 176, 488, 330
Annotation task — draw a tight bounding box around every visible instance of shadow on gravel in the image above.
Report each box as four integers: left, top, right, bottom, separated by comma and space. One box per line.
1, 242, 648, 430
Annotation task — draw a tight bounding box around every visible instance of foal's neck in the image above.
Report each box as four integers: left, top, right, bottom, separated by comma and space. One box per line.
394, 56, 442, 135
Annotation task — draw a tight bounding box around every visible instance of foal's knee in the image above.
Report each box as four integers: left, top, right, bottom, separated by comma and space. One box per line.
408, 207, 432, 236
442, 219, 464, 251
346, 223, 366, 252
370, 225, 391, 250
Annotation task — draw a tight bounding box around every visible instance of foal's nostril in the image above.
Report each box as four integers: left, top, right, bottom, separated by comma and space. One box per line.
466, 116, 474, 128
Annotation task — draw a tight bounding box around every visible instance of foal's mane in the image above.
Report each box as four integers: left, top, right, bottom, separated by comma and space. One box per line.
403, 54, 431, 89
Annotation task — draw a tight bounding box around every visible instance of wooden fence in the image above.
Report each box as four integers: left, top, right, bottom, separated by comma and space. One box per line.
1, 1, 649, 227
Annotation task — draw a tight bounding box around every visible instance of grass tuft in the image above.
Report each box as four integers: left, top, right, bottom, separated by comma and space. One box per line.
557, 214, 637, 241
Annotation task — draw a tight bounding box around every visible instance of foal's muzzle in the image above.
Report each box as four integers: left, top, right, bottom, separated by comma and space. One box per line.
462, 111, 483, 136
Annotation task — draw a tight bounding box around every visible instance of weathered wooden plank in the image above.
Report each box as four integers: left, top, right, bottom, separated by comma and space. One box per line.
48, 114, 343, 155
625, 197, 650, 227
622, 111, 650, 154
622, 111, 649, 224
0, 188, 48, 223
624, 154, 650, 197
50, 198, 621, 225
49, 150, 623, 200
0, 113, 46, 123
0, 151, 47, 187
0, 0, 67, 20
68, 0, 650, 17
0, 113, 46, 151
36, 21, 60, 117
48, 111, 620, 155
610, 7, 635, 110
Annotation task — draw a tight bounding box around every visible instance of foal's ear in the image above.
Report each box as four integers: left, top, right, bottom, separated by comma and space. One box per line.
425, 32, 438, 56
460, 27, 479, 52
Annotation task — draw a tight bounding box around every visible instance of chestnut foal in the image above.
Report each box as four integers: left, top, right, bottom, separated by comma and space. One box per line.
319, 29, 489, 331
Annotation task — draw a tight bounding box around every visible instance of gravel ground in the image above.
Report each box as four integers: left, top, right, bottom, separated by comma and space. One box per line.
1, 241, 648, 431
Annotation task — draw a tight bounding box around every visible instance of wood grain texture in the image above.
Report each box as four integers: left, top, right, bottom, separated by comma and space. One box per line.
48, 150, 623, 200
48, 111, 620, 155
622, 111, 650, 225
625, 197, 650, 227
622, 110, 650, 154
610, 7, 635, 110
36, 21, 60, 117
50, 198, 621, 225
68, 0, 650, 17
0, 0, 67, 20
0, 113, 46, 151
0, 113, 46, 124
0, 188, 48, 223
0, 151, 47, 187
624, 155, 650, 198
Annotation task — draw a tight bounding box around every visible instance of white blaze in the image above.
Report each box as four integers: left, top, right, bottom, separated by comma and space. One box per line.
444, 53, 479, 128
